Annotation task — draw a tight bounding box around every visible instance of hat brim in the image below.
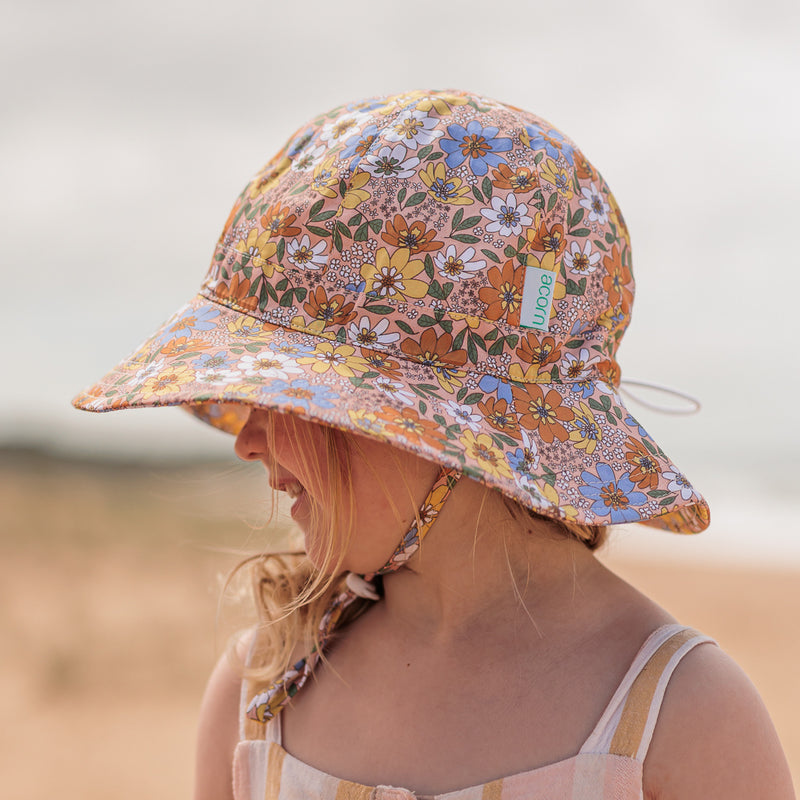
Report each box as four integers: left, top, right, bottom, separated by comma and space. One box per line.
73, 293, 709, 533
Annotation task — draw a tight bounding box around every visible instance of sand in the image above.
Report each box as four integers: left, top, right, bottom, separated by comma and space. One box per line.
2, 450, 797, 798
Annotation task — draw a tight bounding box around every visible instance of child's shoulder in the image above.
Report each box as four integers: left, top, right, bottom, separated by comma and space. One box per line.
643, 641, 794, 799
194, 634, 252, 800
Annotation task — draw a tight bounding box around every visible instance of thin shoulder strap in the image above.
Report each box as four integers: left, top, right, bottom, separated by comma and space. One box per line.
581, 624, 716, 761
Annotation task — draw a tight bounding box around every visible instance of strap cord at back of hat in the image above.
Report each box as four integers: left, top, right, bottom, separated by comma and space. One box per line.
245, 466, 461, 723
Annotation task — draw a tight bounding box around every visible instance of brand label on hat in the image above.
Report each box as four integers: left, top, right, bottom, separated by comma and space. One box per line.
520, 265, 556, 331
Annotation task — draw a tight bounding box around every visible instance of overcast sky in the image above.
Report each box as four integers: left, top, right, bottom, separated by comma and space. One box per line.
2, 0, 799, 494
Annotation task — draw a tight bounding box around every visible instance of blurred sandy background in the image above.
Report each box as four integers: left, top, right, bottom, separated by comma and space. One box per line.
2, 0, 799, 796
2, 451, 798, 798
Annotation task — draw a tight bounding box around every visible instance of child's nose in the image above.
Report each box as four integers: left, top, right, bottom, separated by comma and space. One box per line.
233, 409, 269, 461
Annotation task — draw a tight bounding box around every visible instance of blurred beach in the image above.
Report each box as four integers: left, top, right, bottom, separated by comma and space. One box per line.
2, 449, 798, 797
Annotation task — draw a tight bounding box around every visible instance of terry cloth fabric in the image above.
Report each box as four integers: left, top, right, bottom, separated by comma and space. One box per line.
233, 624, 715, 799
73, 89, 709, 535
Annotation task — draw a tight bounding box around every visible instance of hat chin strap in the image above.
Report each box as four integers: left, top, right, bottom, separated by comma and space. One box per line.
246, 466, 461, 723
347, 466, 461, 598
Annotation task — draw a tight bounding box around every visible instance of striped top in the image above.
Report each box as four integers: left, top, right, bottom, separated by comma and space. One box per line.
233, 624, 714, 800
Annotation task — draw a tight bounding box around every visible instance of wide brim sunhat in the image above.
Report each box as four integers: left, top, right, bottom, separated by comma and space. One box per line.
74, 89, 709, 534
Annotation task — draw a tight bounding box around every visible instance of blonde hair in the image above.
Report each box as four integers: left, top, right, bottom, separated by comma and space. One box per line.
233, 414, 606, 690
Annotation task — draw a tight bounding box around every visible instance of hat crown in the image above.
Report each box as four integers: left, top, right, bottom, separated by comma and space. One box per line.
203, 90, 633, 388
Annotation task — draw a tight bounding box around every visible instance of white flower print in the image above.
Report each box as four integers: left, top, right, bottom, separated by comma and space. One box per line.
564, 240, 600, 274
286, 235, 329, 269
434, 245, 486, 282
348, 316, 400, 349
384, 110, 443, 150
579, 182, 610, 224
480, 192, 532, 236
445, 401, 482, 431
362, 144, 420, 179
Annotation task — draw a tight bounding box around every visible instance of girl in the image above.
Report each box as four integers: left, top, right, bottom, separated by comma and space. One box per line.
73, 90, 794, 799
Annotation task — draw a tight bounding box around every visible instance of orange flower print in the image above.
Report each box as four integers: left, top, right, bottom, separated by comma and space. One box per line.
516, 333, 561, 369
511, 385, 574, 443
260, 203, 302, 238
525, 219, 566, 258
625, 438, 661, 490
377, 406, 447, 448
478, 259, 525, 324
602, 246, 633, 314
215, 272, 259, 311
459, 431, 513, 480
477, 397, 521, 438
159, 336, 210, 358
303, 286, 357, 327
400, 328, 467, 392
573, 149, 597, 181
490, 163, 538, 193
360, 349, 403, 378
381, 214, 443, 253
596, 359, 621, 386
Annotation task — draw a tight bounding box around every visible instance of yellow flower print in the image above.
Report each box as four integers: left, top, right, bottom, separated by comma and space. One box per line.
414, 93, 468, 116
247, 156, 292, 200
524, 250, 558, 273
347, 408, 383, 436
524, 250, 564, 313
360, 247, 428, 301
449, 312, 481, 329
569, 401, 603, 455
419, 162, 472, 206
236, 228, 280, 276
541, 482, 579, 522
140, 363, 194, 399
460, 431, 513, 480
508, 363, 543, 383
538, 159, 574, 199
338, 170, 371, 214
373, 91, 427, 115
226, 315, 272, 343
310, 156, 338, 198
297, 342, 368, 378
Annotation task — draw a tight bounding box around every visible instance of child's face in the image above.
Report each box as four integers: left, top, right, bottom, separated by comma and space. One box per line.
234, 408, 440, 574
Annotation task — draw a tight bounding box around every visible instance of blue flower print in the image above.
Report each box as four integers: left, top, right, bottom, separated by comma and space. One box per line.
507, 446, 537, 478
579, 463, 647, 524
624, 414, 650, 438
341, 124, 380, 167
192, 351, 235, 370
287, 128, 315, 158
260, 378, 339, 412
346, 278, 367, 293
478, 373, 513, 403
523, 123, 574, 165
159, 305, 220, 342
440, 121, 512, 176
570, 379, 595, 400
271, 340, 316, 358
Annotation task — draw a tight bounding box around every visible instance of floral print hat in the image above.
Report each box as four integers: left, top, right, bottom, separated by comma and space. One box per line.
73, 89, 709, 533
